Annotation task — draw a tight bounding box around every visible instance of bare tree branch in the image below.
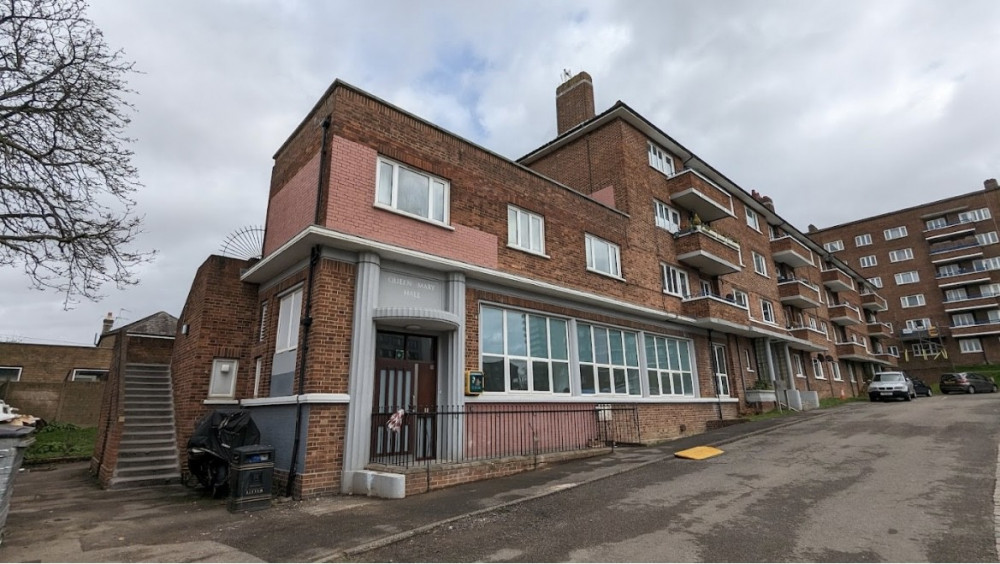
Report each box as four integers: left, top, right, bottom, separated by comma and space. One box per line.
0, 0, 154, 306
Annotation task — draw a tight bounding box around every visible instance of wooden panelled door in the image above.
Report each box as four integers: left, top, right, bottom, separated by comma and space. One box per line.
372, 332, 438, 460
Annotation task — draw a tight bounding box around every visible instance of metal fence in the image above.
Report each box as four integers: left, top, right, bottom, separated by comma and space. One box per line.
369, 403, 640, 468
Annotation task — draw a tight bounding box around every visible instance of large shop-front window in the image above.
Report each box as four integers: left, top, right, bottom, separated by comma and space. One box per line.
577, 324, 641, 395
376, 157, 449, 224
644, 335, 695, 397
480, 306, 570, 393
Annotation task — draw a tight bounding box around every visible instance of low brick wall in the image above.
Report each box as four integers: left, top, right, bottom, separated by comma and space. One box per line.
0, 382, 105, 426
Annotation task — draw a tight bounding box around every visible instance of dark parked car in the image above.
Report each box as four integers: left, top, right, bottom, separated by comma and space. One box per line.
910, 377, 933, 397
939, 372, 998, 394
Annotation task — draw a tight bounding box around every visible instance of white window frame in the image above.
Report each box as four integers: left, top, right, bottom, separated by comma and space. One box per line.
70, 369, 107, 382
905, 318, 932, 331
894, 271, 920, 285
744, 349, 755, 372
824, 240, 844, 252
831, 361, 842, 381
712, 344, 731, 397
645, 334, 696, 397
791, 354, 805, 378
746, 207, 761, 232
275, 287, 303, 353
900, 294, 926, 308
648, 142, 674, 176
812, 356, 826, 380
0, 366, 22, 382
654, 200, 682, 233
731, 289, 749, 308
960, 338, 983, 353
481, 306, 571, 394
761, 299, 776, 324
507, 205, 546, 256
662, 264, 690, 298
578, 323, 641, 396
859, 255, 877, 268
752, 251, 769, 277
884, 226, 908, 240
868, 277, 883, 288
945, 288, 968, 302
952, 313, 975, 327
209, 358, 239, 399
585, 234, 622, 279
977, 231, 999, 246
888, 345, 900, 357
958, 208, 991, 223
253, 357, 262, 398
926, 217, 947, 230
889, 248, 914, 263
982, 283, 1000, 297
375, 156, 450, 225
855, 234, 872, 247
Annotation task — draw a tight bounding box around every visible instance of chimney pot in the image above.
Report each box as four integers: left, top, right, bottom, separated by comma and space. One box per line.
102, 312, 114, 334
556, 71, 595, 135
985, 178, 998, 191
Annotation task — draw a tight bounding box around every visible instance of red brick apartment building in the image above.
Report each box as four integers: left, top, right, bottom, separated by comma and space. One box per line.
809, 180, 1000, 383
171, 72, 896, 499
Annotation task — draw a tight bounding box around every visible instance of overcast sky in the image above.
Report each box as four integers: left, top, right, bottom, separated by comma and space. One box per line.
2, 0, 999, 345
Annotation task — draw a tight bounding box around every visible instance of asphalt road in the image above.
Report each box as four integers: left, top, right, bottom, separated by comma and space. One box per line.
348, 394, 1000, 562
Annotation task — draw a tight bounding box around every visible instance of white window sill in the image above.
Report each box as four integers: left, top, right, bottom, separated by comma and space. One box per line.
507, 244, 550, 259
374, 202, 454, 230
586, 267, 626, 282
204, 399, 238, 405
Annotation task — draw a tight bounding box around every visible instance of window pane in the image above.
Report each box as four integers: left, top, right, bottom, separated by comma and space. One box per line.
532, 361, 550, 392
627, 369, 641, 395
430, 180, 445, 222
481, 307, 504, 355
594, 327, 609, 363
577, 324, 593, 362
682, 373, 694, 396
580, 365, 595, 394
507, 207, 517, 245
645, 336, 657, 368
672, 373, 683, 395
550, 319, 568, 360
648, 370, 660, 395
667, 339, 680, 370
678, 341, 691, 371
509, 359, 528, 391
624, 333, 638, 366
397, 167, 429, 217
593, 242, 611, 273
552, 362, 570, 394
483, 356, 505, 392
613, 368, 627, 393
529, 315, 548, 357
518, 212, 530, 248
506, 311, 527, 356
530, 215, 543, 251
377, 162, 393, 205
656, 339, 668, 369
598, 367, 612, 393
609, 330, 625, 365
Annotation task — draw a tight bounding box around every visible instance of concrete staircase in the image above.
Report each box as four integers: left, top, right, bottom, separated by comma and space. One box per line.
109, 363, 181, 489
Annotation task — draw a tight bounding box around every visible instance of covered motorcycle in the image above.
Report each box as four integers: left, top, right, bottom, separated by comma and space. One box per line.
186, 409, 261, 496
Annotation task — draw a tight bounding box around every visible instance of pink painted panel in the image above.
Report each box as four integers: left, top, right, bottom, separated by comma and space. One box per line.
263, 152, 320, 256
326, 137, 498, 269
591, 185, 616, 208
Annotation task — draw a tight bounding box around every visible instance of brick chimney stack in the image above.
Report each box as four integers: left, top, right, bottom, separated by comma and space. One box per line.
556, 71, 595, 135
101, 312, 114, 334
985, 178, 998, 191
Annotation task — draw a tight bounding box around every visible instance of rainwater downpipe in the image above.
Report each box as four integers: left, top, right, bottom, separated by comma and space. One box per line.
285, 115, 331, 498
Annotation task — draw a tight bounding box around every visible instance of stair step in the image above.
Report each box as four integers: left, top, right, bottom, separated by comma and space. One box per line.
120, 446, 177, 457
108, 473, 181, 490
124, 408, 174, 416
121, 438, 176, 448
122, 428, 174, 438
114, 462, 179, 477
118, 454, 178, 467
125, 402, 173, 411
123, 414, 174, 421
123, 425, 175, 434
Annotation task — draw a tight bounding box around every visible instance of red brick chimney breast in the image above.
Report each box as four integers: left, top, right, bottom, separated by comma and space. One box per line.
556, 71, 596, 135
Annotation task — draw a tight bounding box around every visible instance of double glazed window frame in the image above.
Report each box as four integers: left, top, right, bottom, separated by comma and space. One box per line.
375, 156, 450, 226
824, 240, 844, 252
894, 271, 920, 285
884, 226, 908, 240
855, 234, 872, 247
648, 142, 675, 176
585, 233, 622, 279
654, 200, 682, 233
507, 205, 547, 256
480, 306, 571, 394
889, 248, 914, 263
275, 286, 304, 353
662, 263, 690, 298
0, 366, 23, 382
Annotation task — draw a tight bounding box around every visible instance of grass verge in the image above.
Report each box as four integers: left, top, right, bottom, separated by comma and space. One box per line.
24, 422, 96, 463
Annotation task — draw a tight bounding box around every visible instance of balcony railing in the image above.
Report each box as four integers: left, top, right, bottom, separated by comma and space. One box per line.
770, 235, 815, 268
369, 404, 641, 468
828, 302, 862, 325
777, 276, 822, 309
821, 268, 855, 293
674, 225, 742, 276
665, 169, 735, 223
929, 239, 980, 255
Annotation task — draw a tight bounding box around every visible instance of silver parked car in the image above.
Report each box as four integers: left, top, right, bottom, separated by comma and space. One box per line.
868, 371, 916, 402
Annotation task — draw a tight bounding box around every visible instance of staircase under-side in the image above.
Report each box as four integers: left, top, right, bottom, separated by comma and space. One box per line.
109, 363, 181, 489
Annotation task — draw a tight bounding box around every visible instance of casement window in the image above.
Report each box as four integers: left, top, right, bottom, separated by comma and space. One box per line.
812, 357, 825, 379
761, 299, 776, 324
648, 142, 674, 175
376, 156, 449, 224
958, 208, 991, 223
70, 369, 107, 382
744, 349, 756, 372
585, 234, 622, 278
712, 344, 731, 396
859, 255, 877, 268
480, 306, 570, 394
791, 354, 805, 378
824, 240, 844, 252
746, 207, 761, 231
975, 257, 1000, 271
831, 362, 842, 381
938, 264, 961, 277
577, 323, 640, 395
976, 231, 999, 246
645, 334, 695, 397
253, 357, 262, 398
275, 287, 303, 353
952, 313, 975, 327
888, 345, 900, 357
0, 367, 21, 382
209, 358, 238, 399
905, 318, 931, 331
662, 264, 690, 298
855, 234, 872, 247
889, 248, 914, 262
912, 342, 942, 357
894, 271, 920, 285
654, 200, 682, 233
884, 226, 908, 240
960, 338, 983, 353
868, 276, 883, 288
752, 252, 768, 277
989, 309, 1000, 323
731, 289, 749, 308
926, 217, 947, 230
900, 294, 925, 308
981, 283, 1000, 297
945, 288, 968, 302
258, 301, 268, 342
507, 205, 546, 255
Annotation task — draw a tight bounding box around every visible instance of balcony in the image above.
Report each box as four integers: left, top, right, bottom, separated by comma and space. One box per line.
787, 324, 830, 348
943, 295, 1000, 313
682, 293, 750, 327
674, 226, 742, 276
924, 223, 976, 242
821, 268, 855, 293
835, 341, 870, 361
867, 321, 893, 336
936, 267, 996, 289
828, 302, 862, 325
770, 236, 815, 268
666, 169, 736, 223
777, 277, 822, 309
950, 321, 1000, 337
898, 326, 946, 341
871, 352, 899, 367
860, 290, 888, 312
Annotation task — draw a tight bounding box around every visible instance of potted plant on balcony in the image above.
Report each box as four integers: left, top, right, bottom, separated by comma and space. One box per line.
745, 378, 777, 403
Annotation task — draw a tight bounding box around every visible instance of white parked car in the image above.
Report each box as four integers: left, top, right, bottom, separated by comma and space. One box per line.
868, 371, 916, 402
